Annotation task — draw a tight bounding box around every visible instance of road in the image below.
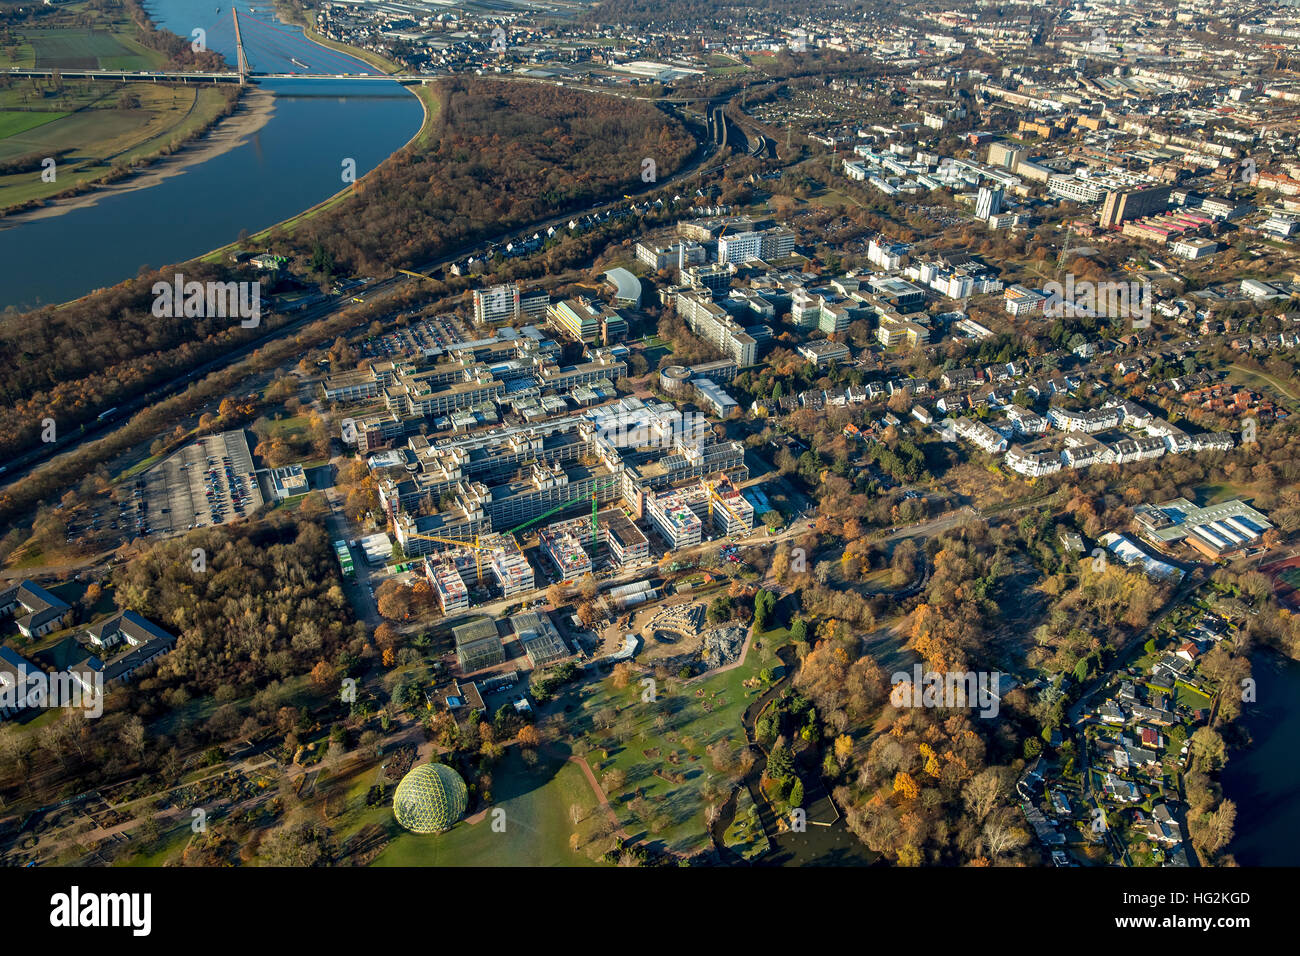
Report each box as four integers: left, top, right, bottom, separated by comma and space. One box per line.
0, 114, 732, 493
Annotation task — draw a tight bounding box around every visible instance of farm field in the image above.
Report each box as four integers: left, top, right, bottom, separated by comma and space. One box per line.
20, 28, 158, 71
0, 82, 234, 211
0, 0, 238, 212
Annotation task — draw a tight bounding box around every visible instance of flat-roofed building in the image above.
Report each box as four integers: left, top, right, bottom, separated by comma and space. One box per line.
683, 262, 732, 296
636, 239, 706, 271
602, 509, 649, 566
473, 283, 521, 325
426, 557, 470, 614
540, 523, 594, 580
1004, 284, 1045, 315
798, 340, 851, 366
875, 314, 929, 347
488, 536, 535, 597
548, 297, 618, 345
1100, 184, 1172, 229
646, 489, 703, 549
679, 478, 754, 536
692, 377, 738, 417
673, 292, 757, 365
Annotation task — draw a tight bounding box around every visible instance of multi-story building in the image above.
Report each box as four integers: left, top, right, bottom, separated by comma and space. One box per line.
645, 489, 703, 549
717, 231, 765, 264
1048, 406, 1121, 433
540, 523, 594, 580
1004, 445, 1062, 477
488, 536, 534, 597
674, 293, 758, 365
684, 262, 733, 297
975, 186, 1004, 220
426, 557, 470, 614
602, 509, 649, 566
868, 237, 909, 270
547, 297, 616, 345
636, 239, 707, 271
679, 479, 754, 537
875, 314, 929, 347
799, 340, 851, 366
473, 283, 522, 325
1004, 285, 1045, 316
1100, 185, 1172, 229
951, 417, 1008, 454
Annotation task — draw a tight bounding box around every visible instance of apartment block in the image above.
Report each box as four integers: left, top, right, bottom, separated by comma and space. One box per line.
674, 292, 758, 365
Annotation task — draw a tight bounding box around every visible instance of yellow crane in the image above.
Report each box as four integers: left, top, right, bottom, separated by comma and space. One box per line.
404, 532, 494, 582
398, 268, 437, 282
706, 477, 746, 529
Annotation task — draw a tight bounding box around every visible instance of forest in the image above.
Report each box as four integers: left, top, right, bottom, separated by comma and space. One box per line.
0, 80, 692, 467
263, 78, 696, 277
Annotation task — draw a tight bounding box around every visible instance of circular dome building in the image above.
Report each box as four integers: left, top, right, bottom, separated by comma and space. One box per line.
393, 763, 469, 834
660, 365, 691, 396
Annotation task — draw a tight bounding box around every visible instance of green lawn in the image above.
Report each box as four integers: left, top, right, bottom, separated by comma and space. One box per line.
373, 748, 604, 866
0, 110, 69, 138
560, 627, 784, 856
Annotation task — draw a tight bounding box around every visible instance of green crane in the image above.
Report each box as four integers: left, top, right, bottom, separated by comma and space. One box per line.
506, 476, 619, 551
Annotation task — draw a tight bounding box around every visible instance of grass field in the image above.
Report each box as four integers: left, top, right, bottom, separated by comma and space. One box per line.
0, 110, 68, 139
20, 28, 158, 71
562, 627, 786, 856
0, 82, 233, 210
0, 2, 237, 212
372, 748, 605, 866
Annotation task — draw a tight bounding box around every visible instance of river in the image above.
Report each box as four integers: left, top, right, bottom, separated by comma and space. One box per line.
0, 0, 423, 312
1220, 652, 1300, 866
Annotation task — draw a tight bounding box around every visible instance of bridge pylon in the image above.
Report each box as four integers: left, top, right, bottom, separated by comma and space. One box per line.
232, 7, 250, 83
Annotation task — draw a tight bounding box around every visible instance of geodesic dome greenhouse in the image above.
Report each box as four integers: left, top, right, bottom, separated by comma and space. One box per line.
392, 762, 469, 833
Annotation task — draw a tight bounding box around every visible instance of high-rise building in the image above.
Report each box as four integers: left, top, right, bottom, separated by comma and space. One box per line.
1099, 185, 1172, 229
473, 283, 520, 324
976, 186, 1004, 220
673, 293, 758, 365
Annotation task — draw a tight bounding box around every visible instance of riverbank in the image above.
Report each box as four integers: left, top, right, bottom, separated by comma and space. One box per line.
0, 87, 275, 229
198, 81, 434, 264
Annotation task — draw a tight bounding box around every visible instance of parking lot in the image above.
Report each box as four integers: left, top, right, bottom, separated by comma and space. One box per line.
138, 429, 265, 536
360, 313, 468, 359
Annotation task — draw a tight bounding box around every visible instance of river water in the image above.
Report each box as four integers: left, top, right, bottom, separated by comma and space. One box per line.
1220, 652, 1300, 866
0, 0, 422, 312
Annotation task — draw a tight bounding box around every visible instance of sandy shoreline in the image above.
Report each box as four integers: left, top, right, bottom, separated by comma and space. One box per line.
0, 87, 277, 229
